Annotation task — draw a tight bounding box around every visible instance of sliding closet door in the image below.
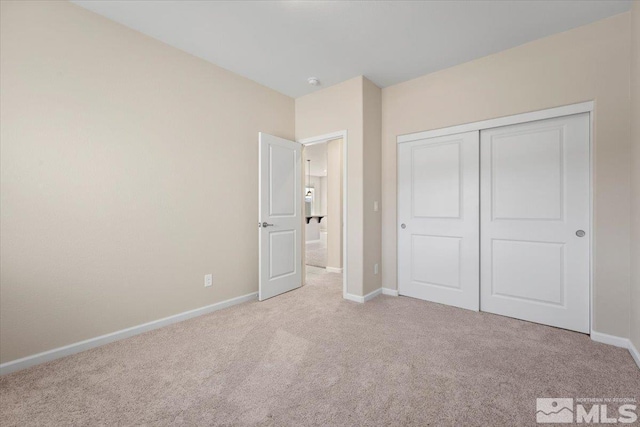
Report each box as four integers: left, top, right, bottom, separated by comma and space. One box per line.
398, 131, 479, 311
480, 113, 590, 333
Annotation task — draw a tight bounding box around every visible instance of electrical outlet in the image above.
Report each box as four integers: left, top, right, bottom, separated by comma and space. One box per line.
204, 274, 213, 287
374, 263, 379, 275
374, 201, 379, 212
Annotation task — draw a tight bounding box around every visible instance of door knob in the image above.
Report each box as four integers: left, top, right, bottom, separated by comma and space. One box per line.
400, 223, 406, 229
576, 230, 585, 237
262, 222, 275, 228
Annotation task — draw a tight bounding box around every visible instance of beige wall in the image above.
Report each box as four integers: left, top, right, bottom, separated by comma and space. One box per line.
382, 13, 632, 337
296, 77, 365, 295
362, 79, 382, 295
0, 1, 294, 364
2, 0, 636, 366
296, 76, 382, 297
327, 139, 343, 270
630, 1, 640, 351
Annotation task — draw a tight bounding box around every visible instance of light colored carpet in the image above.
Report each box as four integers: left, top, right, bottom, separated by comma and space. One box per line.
305, 240, 326, 268
1, 270, 639, 426
305, 265, 330, 282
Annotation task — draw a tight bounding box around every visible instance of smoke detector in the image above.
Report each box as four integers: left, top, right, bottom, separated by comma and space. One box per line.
307, 77, 320, 86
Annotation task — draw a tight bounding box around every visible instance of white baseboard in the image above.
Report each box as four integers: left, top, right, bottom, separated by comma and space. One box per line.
364, 288, 382, 302
344, 293, 364, 303
326, 267, 343, 274
590, 330, 629, 348
0, 292, 258, 376
344, 288, 382, 303
629, 340, 640, 370
382, 288, 399, 296
591, 330, 640, 370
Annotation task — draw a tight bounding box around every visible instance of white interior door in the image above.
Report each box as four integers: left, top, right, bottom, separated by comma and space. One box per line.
398, 131, 480, 311
480, 113, 590, 333
259, 132, 302, 301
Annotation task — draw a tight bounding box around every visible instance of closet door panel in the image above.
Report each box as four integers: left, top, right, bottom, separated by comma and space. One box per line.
398, 131, 480, 311
480, 113, 590, 333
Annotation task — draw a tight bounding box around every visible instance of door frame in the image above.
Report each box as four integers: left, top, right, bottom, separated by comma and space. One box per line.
396, 101, 594, 334
298, 130, 348, 299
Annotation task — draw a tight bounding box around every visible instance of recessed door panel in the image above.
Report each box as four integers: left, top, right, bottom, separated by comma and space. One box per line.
411, 235, 461, 289
412, 142, 461, 218
491, 239, 564, 306
269, 145, 296, 217
491, 127, 564, 220
269, 230, 296, 280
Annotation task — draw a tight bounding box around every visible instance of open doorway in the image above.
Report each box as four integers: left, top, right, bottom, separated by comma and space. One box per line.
301, 135, 345, 295
258, 131, 347, 301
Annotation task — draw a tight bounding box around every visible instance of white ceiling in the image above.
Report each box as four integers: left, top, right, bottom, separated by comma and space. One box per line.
72, 0, 631, 98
